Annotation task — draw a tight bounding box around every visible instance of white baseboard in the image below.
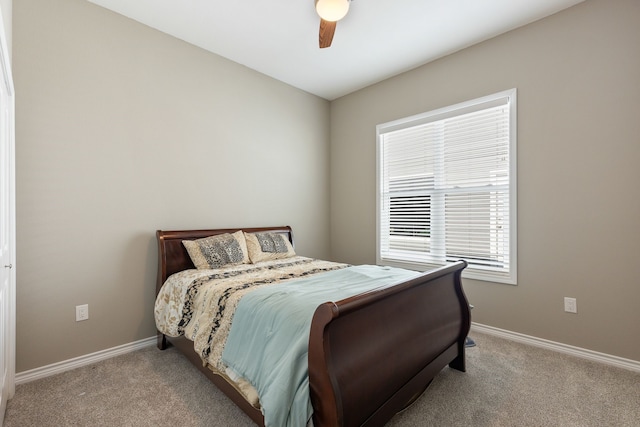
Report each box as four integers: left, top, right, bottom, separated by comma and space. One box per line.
15, 336, 157, 385
471, 323, 640, 373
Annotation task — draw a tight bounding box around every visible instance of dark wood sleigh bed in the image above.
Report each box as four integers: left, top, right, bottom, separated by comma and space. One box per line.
156, 225, 471, 427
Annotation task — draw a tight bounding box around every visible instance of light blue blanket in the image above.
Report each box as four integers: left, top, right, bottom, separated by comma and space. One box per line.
221, 264, 420, 427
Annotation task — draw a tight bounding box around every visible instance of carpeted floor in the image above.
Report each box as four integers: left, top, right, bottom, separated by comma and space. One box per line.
4, 332, 639, 426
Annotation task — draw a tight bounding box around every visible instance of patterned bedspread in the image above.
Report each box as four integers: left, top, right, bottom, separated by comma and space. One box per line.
154, 256, 348, 398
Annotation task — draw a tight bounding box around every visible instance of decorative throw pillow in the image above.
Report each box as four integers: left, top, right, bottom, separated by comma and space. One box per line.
244, 231, 296, 263
182, 230, 249, 269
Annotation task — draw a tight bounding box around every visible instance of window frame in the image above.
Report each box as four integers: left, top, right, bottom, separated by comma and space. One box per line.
376, 89, 517, 285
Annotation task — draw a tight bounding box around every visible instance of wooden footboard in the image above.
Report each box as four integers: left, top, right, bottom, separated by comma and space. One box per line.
308, 261, 469, 427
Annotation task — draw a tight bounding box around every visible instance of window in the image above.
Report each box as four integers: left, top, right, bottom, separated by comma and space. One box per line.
377, 89, 517, 284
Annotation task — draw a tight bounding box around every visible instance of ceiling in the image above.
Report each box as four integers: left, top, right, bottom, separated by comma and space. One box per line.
87, 0, 585, 100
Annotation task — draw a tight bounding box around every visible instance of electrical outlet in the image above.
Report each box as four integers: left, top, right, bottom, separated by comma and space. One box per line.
76, 304, 89, 321
564, 297, 577, 314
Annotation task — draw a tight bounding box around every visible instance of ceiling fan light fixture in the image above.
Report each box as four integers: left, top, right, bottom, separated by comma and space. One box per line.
315, 0, 349, 22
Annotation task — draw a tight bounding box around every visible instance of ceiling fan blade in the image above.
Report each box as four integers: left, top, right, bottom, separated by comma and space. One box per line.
319, 19, 336, 48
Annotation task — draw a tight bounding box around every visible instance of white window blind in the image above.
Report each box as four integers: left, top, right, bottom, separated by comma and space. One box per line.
377, 89, 517, 284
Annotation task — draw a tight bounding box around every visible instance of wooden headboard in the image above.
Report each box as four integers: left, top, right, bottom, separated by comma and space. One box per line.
156, 226, 294, 292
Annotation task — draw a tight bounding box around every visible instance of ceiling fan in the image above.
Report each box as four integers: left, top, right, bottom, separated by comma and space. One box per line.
315, 0, 351, 48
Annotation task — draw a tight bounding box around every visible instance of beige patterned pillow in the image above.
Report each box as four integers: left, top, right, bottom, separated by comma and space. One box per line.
182, 230, 249, 269
244, 231, 296, 263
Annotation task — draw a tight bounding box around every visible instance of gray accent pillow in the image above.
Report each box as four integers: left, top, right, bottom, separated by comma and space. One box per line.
245, 231, 296, 263
183, 230, 249, 269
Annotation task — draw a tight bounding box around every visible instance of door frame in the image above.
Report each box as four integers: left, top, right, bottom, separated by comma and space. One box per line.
0, 3, 15, 424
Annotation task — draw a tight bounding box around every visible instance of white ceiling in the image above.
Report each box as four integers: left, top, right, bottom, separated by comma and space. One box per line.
87, 0, 584, 100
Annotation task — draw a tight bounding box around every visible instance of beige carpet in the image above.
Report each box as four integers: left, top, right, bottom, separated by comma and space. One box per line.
4, 332, 639, 426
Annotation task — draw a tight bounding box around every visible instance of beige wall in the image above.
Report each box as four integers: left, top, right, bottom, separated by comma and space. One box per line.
330, 0, 640, 362
14, 0, 331, 371
14, 0, 640, 373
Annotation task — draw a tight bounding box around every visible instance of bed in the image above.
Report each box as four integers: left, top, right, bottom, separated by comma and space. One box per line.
155, 225, 471, 427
